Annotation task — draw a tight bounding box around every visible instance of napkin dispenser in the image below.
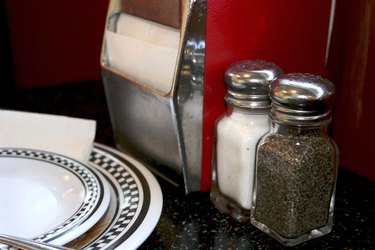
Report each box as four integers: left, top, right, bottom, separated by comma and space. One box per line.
101, 0, 206, 193
101, 0, 335, 193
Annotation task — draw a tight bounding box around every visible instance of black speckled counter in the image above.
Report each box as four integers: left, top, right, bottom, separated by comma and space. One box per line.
1, 81, 374, 249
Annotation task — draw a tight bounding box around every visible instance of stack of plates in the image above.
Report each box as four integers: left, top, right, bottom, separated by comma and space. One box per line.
0, 143, 163, 250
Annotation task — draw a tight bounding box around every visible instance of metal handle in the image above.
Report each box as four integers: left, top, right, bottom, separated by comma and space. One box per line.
0, 234, 72, 250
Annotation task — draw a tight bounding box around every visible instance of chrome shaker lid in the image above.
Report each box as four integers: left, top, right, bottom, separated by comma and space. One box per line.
270, 73, 335, 125
224, 60, 284, 109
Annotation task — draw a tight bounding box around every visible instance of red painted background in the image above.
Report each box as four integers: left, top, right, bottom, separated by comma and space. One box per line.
326, 0, 375, 183
6, 0, 374, 190
202, 0, 332, 191
4, 0, 109, 88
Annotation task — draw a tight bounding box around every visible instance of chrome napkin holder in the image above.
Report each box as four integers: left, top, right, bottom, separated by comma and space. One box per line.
101, 0, 206, 193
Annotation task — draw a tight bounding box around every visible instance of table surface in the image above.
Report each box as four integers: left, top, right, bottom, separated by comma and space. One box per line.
1, 80, 374, 249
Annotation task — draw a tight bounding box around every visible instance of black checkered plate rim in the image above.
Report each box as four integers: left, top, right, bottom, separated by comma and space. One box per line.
83, 143, 162, 250
0, 148, 106, 243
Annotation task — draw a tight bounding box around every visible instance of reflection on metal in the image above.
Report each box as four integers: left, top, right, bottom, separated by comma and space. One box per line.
101, 0, 206, 193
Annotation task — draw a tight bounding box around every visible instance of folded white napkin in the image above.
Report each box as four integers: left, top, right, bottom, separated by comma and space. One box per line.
105, 13, 180, 94
0, 110, 96, 163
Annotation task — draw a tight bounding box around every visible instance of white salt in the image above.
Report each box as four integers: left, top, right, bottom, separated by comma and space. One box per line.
216, 111, 270, 209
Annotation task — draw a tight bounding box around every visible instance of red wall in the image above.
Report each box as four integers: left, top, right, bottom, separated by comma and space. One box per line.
5, 0, 109, 88
9, 0, 373, 187
326, 0, 375, 182
202, 0, 333, 190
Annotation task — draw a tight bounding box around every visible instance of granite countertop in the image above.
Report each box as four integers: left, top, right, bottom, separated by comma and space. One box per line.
1, 80, 374, 249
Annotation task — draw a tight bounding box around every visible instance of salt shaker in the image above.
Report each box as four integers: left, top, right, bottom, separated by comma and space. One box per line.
251, 73, 339, 246
210, 60, 283, 222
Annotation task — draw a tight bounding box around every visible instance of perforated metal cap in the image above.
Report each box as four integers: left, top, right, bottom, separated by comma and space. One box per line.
224, 60, 284, 109
270, 73, 335, 125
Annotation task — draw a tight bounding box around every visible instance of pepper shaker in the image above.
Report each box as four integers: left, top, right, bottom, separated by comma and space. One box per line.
210, 60, 283, 222
251, 73, 339, 246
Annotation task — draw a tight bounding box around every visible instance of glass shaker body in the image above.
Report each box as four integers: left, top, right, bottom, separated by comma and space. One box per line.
251, 73, 339, 246
211, 105, 270, 222
210, 59, 283, 222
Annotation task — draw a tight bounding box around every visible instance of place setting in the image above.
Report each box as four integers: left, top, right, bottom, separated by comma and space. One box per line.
0, 110, 163, 250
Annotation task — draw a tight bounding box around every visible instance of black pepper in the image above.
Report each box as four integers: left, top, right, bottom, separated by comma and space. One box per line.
250, 73, 338, 246
253, 129, 336, 239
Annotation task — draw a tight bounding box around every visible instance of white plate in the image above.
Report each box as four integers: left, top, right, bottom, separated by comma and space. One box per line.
76, 143, 163, 250
0, 148, 110, 245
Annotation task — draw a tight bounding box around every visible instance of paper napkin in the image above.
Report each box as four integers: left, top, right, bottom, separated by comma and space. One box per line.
105, 13, 180, 93
0, 110, 96, 163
